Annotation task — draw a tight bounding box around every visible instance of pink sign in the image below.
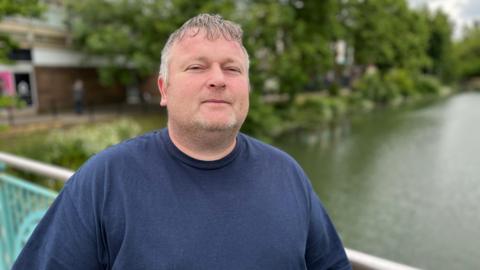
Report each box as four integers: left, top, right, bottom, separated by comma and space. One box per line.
0, 71, 14, 95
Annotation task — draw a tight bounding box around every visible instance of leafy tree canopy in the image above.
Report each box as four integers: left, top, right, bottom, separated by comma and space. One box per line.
454, 23, 480, 80
422, 8, 454, 82
344, 0, 431, 72
65, 0, 340, 99
0, 0, 44, 63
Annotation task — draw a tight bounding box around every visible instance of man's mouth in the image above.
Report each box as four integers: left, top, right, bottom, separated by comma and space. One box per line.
202, 99, 230, 104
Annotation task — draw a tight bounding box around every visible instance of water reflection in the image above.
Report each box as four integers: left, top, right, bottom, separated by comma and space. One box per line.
274, 92, 480, 270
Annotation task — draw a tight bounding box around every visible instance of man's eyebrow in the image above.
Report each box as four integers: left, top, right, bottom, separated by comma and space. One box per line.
185, 56, 241, 64
184, 56, 208, 63
223, 58, 242, 65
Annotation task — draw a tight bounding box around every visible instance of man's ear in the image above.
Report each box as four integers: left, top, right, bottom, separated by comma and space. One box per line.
158, 76, 167, 107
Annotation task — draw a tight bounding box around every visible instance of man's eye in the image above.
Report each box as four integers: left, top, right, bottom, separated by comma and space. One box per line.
186, 65, 202, 70
226, 67, 241, 73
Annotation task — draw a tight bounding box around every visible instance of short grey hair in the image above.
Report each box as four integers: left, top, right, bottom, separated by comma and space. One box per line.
159, 13, 250, 85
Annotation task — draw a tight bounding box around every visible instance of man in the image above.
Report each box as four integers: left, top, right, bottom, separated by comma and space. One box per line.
13, 14, 351, 270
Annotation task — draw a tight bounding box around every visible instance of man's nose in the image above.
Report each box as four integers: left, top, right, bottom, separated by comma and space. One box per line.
207, 65, 226, 90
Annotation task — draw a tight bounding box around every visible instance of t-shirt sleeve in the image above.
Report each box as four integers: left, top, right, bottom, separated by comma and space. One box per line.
11, 172, 106, 269
305, 187, 352, 270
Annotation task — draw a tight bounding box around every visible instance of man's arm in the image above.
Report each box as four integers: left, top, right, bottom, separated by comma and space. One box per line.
305, 189, 352, 270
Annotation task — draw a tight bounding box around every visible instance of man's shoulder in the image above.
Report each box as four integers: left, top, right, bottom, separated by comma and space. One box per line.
239, 132, 301, 168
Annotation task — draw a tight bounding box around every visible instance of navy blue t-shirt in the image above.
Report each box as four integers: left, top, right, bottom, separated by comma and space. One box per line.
13, 129, 351, 270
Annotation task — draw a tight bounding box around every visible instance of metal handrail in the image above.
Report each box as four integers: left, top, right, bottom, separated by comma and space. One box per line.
0, 151, 420, 270
0, 152, 73, 181
346, 249, 420, 270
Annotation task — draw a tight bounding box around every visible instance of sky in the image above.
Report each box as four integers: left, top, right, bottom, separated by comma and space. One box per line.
408, 0, 480, 39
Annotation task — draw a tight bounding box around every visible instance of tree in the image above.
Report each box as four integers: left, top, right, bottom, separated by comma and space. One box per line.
64, 0, 344, 137
453, 23, 480, 80
345, 0, 430, 73
237, 0, 340, 101
65, 0, 241, 86
66, 0, 340, 101
0, 0, 43, 63
424, 9, 454, 82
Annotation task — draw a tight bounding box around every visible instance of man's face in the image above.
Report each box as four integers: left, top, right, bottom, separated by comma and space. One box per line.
158, 30, 250, 133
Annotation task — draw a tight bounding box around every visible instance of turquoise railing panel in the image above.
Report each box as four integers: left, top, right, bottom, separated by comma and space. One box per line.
0, 168, 58, 270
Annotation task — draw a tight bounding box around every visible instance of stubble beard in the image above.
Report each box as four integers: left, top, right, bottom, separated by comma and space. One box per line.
168, 110, 241, 136
194, 112, 239, 132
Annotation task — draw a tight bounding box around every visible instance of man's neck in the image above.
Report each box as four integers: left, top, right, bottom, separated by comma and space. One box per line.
167, 124, 238, 161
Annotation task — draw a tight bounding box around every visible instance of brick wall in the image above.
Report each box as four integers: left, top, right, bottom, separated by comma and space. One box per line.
34, 67, 125, 112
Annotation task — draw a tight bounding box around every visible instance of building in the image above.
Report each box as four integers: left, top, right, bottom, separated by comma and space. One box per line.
0, 0, 125, 113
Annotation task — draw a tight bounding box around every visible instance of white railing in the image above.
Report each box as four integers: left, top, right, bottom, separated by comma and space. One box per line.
346, 249, 421, 270
0, 152, 73, 181
0, 151, 421, 270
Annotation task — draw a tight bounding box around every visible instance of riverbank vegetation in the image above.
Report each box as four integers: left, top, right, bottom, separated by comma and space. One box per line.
2, 117, 156, 188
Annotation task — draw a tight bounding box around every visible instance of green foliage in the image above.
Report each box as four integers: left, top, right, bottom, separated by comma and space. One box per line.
345, 0, 431, 72
0, 95, 26, 108
289, 95, 349, 129
413, 74, 442, 95
0, 0, 44, 63
0, 34, 16, 63
65, 0, 341, 97
353, 72, 394, 104
353, 69, 442, 106
65, 0, 234, 86
62, 0, 454, 137
424, 9, 454, 82
328, 82, 340, 96
65, 0, 343, 136
454, 24, 480, 80
241, 91, 280, 142
0, 0, 43, 17
19, 118, 141, 169
384, 69, 416, 98
238, 0, 340, 101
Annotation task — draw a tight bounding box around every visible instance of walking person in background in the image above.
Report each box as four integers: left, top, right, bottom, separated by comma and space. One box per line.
17, 80, 31, 105
13, 14, 351, 270
72, 79, 84, 114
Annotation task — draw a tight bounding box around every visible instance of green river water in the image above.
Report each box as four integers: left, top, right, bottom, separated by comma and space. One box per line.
274, 92, 480, 270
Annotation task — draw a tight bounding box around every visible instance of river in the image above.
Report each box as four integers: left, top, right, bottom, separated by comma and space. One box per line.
274, 92, 480, 270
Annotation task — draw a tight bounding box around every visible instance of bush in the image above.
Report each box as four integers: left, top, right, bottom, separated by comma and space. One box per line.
353, 69, 444, 107
414, 74, 442, 95
328, 82, 341, 96
384, 69, 416, 98
352, 73, 392, 104
289, 95, 350, 130
241, 92, 281, 141
0, 96, 26, 109
20, 118, 141, 169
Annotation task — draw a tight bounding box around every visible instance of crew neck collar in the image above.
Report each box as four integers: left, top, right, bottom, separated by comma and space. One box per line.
160, 128, 243, 170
